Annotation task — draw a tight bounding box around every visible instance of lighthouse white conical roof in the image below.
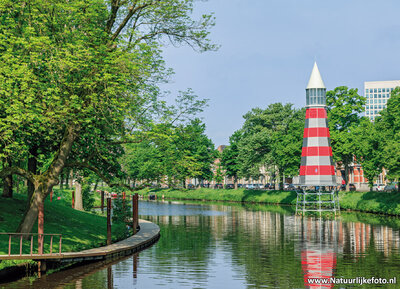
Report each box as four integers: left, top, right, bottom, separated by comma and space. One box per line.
306, 62, 326, 89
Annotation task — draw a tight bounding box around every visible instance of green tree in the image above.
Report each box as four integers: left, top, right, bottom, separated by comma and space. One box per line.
221, 131, 242, 189
326, 86, 366, 190
122, 141, 165, 185
378, 87, 400, 187
214, 163, 224, 185
353, 118, 383, 189
0, 0, 216, 233
238, 103, 304, 189
163, 119, 215, 187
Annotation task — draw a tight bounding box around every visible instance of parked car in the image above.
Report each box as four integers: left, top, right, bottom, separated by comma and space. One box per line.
200, 183, 210, 188
187, 184, 195, 189
384, 184, 397, 192
252, 184, 262, 190
349, 184, 356, 191
225, 184, 234, 189
373, 183, 385, 191
237, 184, 243, 188
111, 192, 118, 199
214, 184, 223, 189
283, 183, 296, 191
246, 184, 255, 189
264, 183, 272, 190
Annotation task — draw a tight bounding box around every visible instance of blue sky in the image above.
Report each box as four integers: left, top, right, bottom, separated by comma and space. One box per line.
160, 0, 400, 146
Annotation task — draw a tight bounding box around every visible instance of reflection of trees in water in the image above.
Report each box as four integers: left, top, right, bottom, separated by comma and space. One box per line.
144, 214, 214, 285
143, 203, 400, 288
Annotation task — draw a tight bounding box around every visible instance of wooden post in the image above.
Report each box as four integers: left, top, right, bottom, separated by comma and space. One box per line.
133, 253, 138, 279
107, 198, 112, 245
107, 267, 113, 289
101, 191, 104, 213
132, 193, 138, 234
72, 191, 75, 208
38, 201, 44, 255
50, 190, 53, 202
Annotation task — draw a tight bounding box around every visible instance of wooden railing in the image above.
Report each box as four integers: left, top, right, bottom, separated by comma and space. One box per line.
0, 233, 62, 256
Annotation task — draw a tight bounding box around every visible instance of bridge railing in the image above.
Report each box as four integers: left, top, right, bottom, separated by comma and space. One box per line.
0, 233, 62, 256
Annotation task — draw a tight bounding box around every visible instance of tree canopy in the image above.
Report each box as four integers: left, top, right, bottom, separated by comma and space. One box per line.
0, 0, 216, 233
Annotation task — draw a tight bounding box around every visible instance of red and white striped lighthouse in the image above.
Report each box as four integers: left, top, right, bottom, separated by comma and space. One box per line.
300, 63, 336, 186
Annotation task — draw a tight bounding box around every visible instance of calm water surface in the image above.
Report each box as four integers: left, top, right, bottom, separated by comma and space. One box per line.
4, 200, 400, 288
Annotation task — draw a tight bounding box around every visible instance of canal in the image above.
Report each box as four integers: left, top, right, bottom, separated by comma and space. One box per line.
4, 200, 400, 288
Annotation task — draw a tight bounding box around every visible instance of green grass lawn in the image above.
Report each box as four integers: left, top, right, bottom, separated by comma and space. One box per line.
0, 192, 126, 270
136, 187, 400, 216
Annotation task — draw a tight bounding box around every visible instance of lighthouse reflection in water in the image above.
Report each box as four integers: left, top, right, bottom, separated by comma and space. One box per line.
297, 217, 339, 288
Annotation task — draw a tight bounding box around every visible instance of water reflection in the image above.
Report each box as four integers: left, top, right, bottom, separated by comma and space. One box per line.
4, 201, 400, 288
298, 218, 338, 288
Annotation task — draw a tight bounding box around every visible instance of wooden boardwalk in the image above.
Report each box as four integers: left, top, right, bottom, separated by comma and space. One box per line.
0, 219, 160, 262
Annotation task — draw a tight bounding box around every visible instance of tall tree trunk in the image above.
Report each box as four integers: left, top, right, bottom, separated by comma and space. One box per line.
93, 179, 99, 191
60, 173, 64, 190
234, 176, 238, 190
28, 146, 38, 201
69, 169, 73, 188
17, 125, 77, 234
345, 163, 349, 191
2, 158, 13, 198
74, 180, 84, 211
65, 170, 69, 189
16, 181, 46, 234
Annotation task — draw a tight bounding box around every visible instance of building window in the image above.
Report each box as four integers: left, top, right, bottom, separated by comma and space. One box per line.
378, 88, 381, 93
374, 94, 377, 98
374, 89, 377, 93
370, 89, 373, 93
378, 94, 381, 98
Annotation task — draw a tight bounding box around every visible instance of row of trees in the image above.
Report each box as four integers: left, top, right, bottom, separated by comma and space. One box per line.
121, 119, 216, 188
0, 0, 216, 233
221, 87, 400, 190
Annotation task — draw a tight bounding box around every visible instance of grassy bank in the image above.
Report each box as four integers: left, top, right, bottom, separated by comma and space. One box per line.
137, 188, 400, 216
0, 193, 126, 270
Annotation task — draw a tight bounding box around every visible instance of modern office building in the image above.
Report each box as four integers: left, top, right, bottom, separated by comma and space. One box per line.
364, 80, 400, 120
